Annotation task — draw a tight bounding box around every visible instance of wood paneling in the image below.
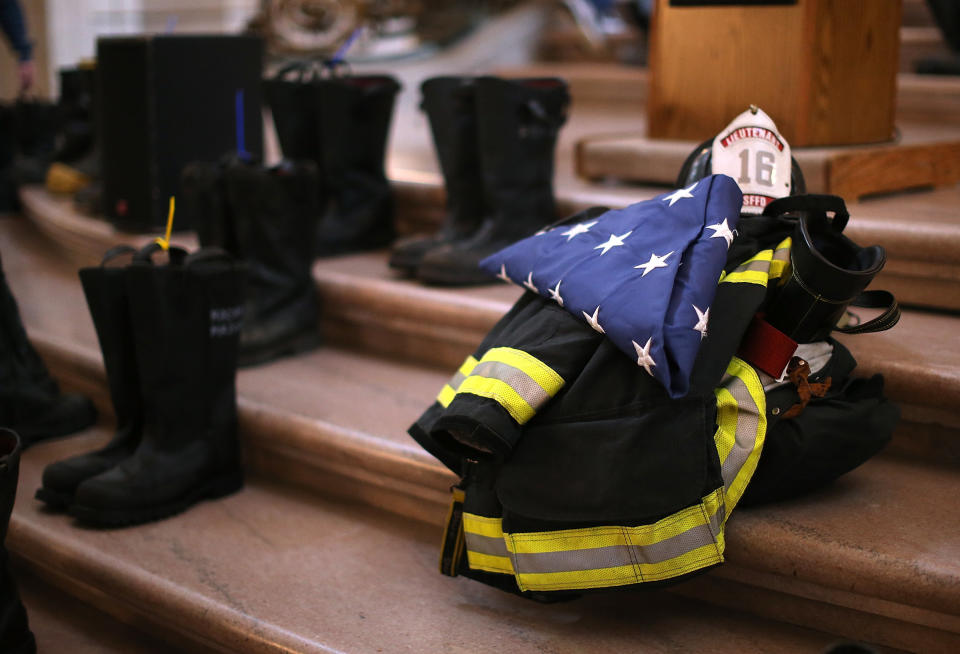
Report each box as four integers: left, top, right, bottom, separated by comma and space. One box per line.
648, 0, 901, 146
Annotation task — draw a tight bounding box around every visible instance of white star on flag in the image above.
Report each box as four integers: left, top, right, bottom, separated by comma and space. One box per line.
548, 280, 563, 306
693, 305, 709, 340
583, 306, 605, 334
560, 221, 597, 241
634, 251, 674, 277
523, 272, 538, 293
632, 337, 657, 375
594, 231, 632, 256
707, 218, 735, 247
663, 182, 697, 207
496, 263, 511, 283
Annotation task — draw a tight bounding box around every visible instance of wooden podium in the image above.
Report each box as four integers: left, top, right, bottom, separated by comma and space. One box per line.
647, 0, 902, 147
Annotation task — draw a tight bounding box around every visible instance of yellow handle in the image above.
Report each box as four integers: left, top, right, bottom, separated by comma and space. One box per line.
154, 196, 175, 250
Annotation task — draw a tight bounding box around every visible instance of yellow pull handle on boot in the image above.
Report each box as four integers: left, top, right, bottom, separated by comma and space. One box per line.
154, 197, 175, 251
45, 162, 92, 195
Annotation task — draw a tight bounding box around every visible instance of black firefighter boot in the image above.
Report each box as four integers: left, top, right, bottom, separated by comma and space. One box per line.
53, 66, 97, 166
389, 77, 486, 274
180, 157, 239, 252
0, 253, 96, 446
263, 63, 321, 163
36, 246, 186, 508
223, 159, 321, 366
57, 65, 103, 209
0, 429, 36, 654
69, 250, 246, 526
761, 195, 898, 343
313, 74, 401, 256
417, 76, 569, 285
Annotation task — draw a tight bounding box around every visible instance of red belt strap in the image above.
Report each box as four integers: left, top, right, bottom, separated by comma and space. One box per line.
737, 315, 798, 379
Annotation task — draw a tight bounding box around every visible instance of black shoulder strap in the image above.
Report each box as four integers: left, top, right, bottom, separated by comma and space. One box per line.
836, 290, 901, 334
183, 247, 235, 267
100, 244, 137, 266
763, 194, 850, 233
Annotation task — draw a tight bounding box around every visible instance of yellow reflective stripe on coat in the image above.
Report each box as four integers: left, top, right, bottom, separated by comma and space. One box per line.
463, 513, 514, 575
436, 355, 478, 407
462, 489, 726, 591
713, 356, 767, 518
720, 248, 773, 285
451, 347, 564, 424
719, 237, 792, 287
769, 237, 791, 281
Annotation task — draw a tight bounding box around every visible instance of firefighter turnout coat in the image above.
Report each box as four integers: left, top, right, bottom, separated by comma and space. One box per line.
409, 176, 898, 599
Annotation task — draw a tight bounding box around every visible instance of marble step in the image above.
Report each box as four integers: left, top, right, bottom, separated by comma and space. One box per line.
16, 186, 198, 269
393, 181, 960, 313
9, 200, 954, 468
8, 429, 861, 654
14, 562, 192, 653
900, 25, 952, 72
21, 179, 960, 380
24, 342, 960, 652
902, 0, 936, 27
23, 173, 960, 314
3, 215, 960, 650
310, 251, 960, 467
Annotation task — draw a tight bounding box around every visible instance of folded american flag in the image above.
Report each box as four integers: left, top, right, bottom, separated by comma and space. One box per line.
479, 174, 743, 398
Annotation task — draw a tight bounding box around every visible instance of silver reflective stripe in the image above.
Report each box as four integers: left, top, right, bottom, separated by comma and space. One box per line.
511, 522, 719, 575
470, 360, 552, 411
447, 369, 468, 391
733, 258, 772, 274
719, 373, 762, 491
773, 246, 790, 262
709, 504, 725, 536
514, 545, 632, 575
464, 531, 510, 558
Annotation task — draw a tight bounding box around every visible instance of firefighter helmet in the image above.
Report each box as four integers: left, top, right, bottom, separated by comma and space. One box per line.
676, 106, 806, 214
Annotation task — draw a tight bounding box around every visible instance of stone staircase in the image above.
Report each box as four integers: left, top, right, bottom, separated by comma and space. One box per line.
4, 190, 960, 651
0, 223, 837, 654
900, 0, 955, 73
16, 561, 175, 653
4, 66, 960, 652
10, 427, 846, 654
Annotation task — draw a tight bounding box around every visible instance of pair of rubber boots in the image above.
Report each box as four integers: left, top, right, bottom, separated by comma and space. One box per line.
181, 157, 320, 367
18, 67, 96, 176
389, 76, 570, 285
54, 66, 97, 167
0, 252, 96, 445
35, 243, 246, 526
264, 65, 401, 256
0, 430, 36, 654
